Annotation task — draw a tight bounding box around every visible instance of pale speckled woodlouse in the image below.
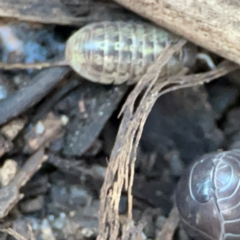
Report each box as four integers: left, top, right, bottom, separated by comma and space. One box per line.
65, 21, 198, 84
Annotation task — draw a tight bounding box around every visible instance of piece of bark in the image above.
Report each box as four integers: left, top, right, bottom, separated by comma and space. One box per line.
47, 153, 106, 179
19, 195, 44, 213
53, 81, 129, 156
1, 118, 27, 141
0, 133, 12, 157
24, 112, 65, 154
0, 0, 88, 25
113, 0, 240, 66
0, 0, 139, 26
0, 148, 47, 218
0, 159, 18, 187
0, 67, 70, 126
156, 205, 180, 240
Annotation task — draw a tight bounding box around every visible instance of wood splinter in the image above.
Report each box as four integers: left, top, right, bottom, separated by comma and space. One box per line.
0, 148, 47, 219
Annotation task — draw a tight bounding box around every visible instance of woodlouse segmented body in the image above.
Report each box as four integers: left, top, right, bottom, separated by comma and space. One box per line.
176, 150, 240, 240
65, 21, 198, 84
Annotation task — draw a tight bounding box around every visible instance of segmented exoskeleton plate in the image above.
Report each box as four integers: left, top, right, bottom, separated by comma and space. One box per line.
65, 21, 197, 84
176, 150, 240, 240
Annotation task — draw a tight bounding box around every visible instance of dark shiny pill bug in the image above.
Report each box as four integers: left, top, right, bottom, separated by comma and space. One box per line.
175, 150, 240, 240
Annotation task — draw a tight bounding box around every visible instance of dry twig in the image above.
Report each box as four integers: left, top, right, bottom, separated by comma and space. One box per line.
156, 205, 179, 240
0, 67, 70, 126
0, 148, 47, 219
0, 226, 36, 240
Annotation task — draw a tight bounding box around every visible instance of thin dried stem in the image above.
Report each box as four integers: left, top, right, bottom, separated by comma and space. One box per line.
0, 60, 68, 70
156, 205, 180, 240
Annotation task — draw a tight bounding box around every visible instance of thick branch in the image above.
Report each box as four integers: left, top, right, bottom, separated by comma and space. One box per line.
113, 0, 240, 65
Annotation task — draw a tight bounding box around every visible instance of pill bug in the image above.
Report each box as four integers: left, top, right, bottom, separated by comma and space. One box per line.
175, 150, 240, 240
65, 21, 198, 84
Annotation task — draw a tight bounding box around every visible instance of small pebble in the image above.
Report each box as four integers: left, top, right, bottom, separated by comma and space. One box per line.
0, 159, 18, 186
35, 121, 45, 134
0, 85, 8, 100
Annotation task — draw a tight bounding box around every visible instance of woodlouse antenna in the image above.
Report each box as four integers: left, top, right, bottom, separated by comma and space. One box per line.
196, 53, 216, 69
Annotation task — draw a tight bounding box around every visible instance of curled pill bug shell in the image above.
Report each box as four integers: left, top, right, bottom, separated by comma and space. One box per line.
175, 150, 240, 240
65, 21, 198, 84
